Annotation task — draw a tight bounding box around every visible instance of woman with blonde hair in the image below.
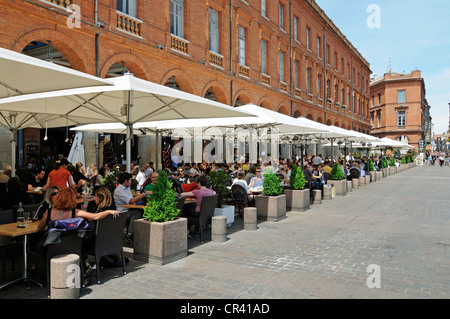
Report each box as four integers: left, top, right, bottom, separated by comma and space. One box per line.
34, 186, 60, 220
37, 188, 119, 232
93, 186, 115, 213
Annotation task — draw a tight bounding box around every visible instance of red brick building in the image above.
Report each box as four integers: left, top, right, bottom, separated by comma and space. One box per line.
369, 70, 432, 151
0, 0, 372, 165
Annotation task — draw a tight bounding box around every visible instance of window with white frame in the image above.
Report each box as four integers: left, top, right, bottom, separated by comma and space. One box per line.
261, 0, 266, 17
238, 25, 246, 66
294, 16, 298, 41
279, 50, 285, 82
170, 0, 184, 38
317, 74, 322, 97
398, 111, 406, 126
307, 68, 311, 94
317, 37, 321, 58
306, 27, 310, 50
279, 3, 284, 30
398, 90, 406, 103
294, 60, 299, 89
209, 7, 219, 53
117, 0, 137, 17
261, 39, 268, 74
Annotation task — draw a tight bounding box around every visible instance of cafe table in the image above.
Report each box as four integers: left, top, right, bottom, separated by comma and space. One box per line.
0, 221, 43, 290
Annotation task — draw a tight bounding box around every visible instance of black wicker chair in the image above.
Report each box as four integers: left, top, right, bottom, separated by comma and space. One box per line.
85, 211, 128, 284
187, 194, 218, 243
0, 209, 22, 283
231, 184, 250, 216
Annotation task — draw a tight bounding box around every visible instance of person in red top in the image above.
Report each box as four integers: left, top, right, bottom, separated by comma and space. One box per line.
45, 158, 77, 192
180, 175, 215, 217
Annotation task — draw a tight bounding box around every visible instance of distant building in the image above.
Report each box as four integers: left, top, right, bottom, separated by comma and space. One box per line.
369, 70, 432, 152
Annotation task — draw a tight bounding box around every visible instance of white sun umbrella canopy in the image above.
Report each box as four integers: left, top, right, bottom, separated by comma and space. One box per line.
0, 73, 255, 172
134, 103, 330, 164
0, 47, 113, 176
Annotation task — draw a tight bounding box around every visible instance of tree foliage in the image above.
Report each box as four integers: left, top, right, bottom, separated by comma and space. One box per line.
262, 173, 283, 196
331, 163, 345, 180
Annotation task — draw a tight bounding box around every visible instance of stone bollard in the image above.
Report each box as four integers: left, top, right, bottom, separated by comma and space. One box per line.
323, 185, 332, 200
243, 207, 257, 230
352, 178, 359, 189
50, 254, 80, 299
359, 176, 365, 186
211, 215, 227, 242
347, 180, 352, 192
312, 189, 322, 205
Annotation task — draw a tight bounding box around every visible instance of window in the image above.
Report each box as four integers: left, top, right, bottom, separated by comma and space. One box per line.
306, 27, 310, 50
378, 93, 381, 105
326, 79, 330, 99
209, 7, 219, 53
398, 111, 406, 126
279, 3, 284, 30
261, 0, 266, 17
279, 50, 285, 82
307, 68, 311, 94
326, 45, 330, 64
117, 0, 137, 17
261, 39, 267, 74
334, 52, 338, 69
372, 96, 375, 107
294, 60, 299, 89
293, 16, 298, 41
341, 58, 344, 74
317, 37, 321, 58
341, 88, 345, 104
334, 84, 338, 102
398, 90, 406, 103
371, 113, 375, 128
378, 112, 381, 128
317, 74, 322, 97
238, 25, 246, 66
170, 0, 184, 38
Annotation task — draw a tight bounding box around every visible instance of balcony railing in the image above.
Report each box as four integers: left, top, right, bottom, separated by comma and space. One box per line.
117, 11, 142, 36
262, 74, 270, 86
279, 82, 287, 92
171, 35, 189, 55
209, 51, 223, 68
45, 0, 71, 9
239, 65, 249, 77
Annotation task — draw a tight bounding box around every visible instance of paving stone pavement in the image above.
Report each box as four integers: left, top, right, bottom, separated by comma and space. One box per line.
1, 164, 449, 300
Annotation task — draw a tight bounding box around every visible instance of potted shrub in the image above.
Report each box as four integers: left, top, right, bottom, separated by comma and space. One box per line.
284, 164, 310, 211
134, 170, 187, 265
209, 170, 234, 227
254, 173, 286, 222
328, 163, 347, 196
389, 157, 397, 174
381, 158, 389, 177
367, 158, 376, 182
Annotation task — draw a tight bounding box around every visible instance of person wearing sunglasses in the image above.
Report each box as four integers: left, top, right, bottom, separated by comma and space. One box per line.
34, 186, 60, 221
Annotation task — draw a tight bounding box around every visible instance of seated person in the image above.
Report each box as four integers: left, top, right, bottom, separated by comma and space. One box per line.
180, 176, 215, 218
28, 169, 47, 192
176, 168, 189, 184
232, 172, 250, 195
248, 168, 264, 189
312, 164, 325, 190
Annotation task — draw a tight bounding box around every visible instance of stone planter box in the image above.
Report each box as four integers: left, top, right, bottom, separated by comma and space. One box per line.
376, 171, 383, 180
133, 217, 187, 265
365, 175, 371, 185
390, 166, 397, 174
214, 205, 235, 228
254, 194, 286, 222
328, 179, 347, 196
284, 189, 310, 211
370, 171, 376, 182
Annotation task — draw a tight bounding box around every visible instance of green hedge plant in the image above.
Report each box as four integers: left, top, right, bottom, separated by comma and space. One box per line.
143, 170, 180, 222
289, 164, 305, 190
208, 170, 231, 208
331, 163, 345, 180
262, 173, 283, 196
368, 158, 375, 172
389, 158, 395, 167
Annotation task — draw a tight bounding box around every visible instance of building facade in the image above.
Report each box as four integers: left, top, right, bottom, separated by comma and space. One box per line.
369, 70, 432, 151
0, 0, 372, 167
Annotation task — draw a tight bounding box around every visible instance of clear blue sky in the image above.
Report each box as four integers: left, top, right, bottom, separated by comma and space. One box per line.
316, 0, 450, 135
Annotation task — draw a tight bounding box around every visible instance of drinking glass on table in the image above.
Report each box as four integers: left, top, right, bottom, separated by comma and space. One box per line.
24, 212, 30, 225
